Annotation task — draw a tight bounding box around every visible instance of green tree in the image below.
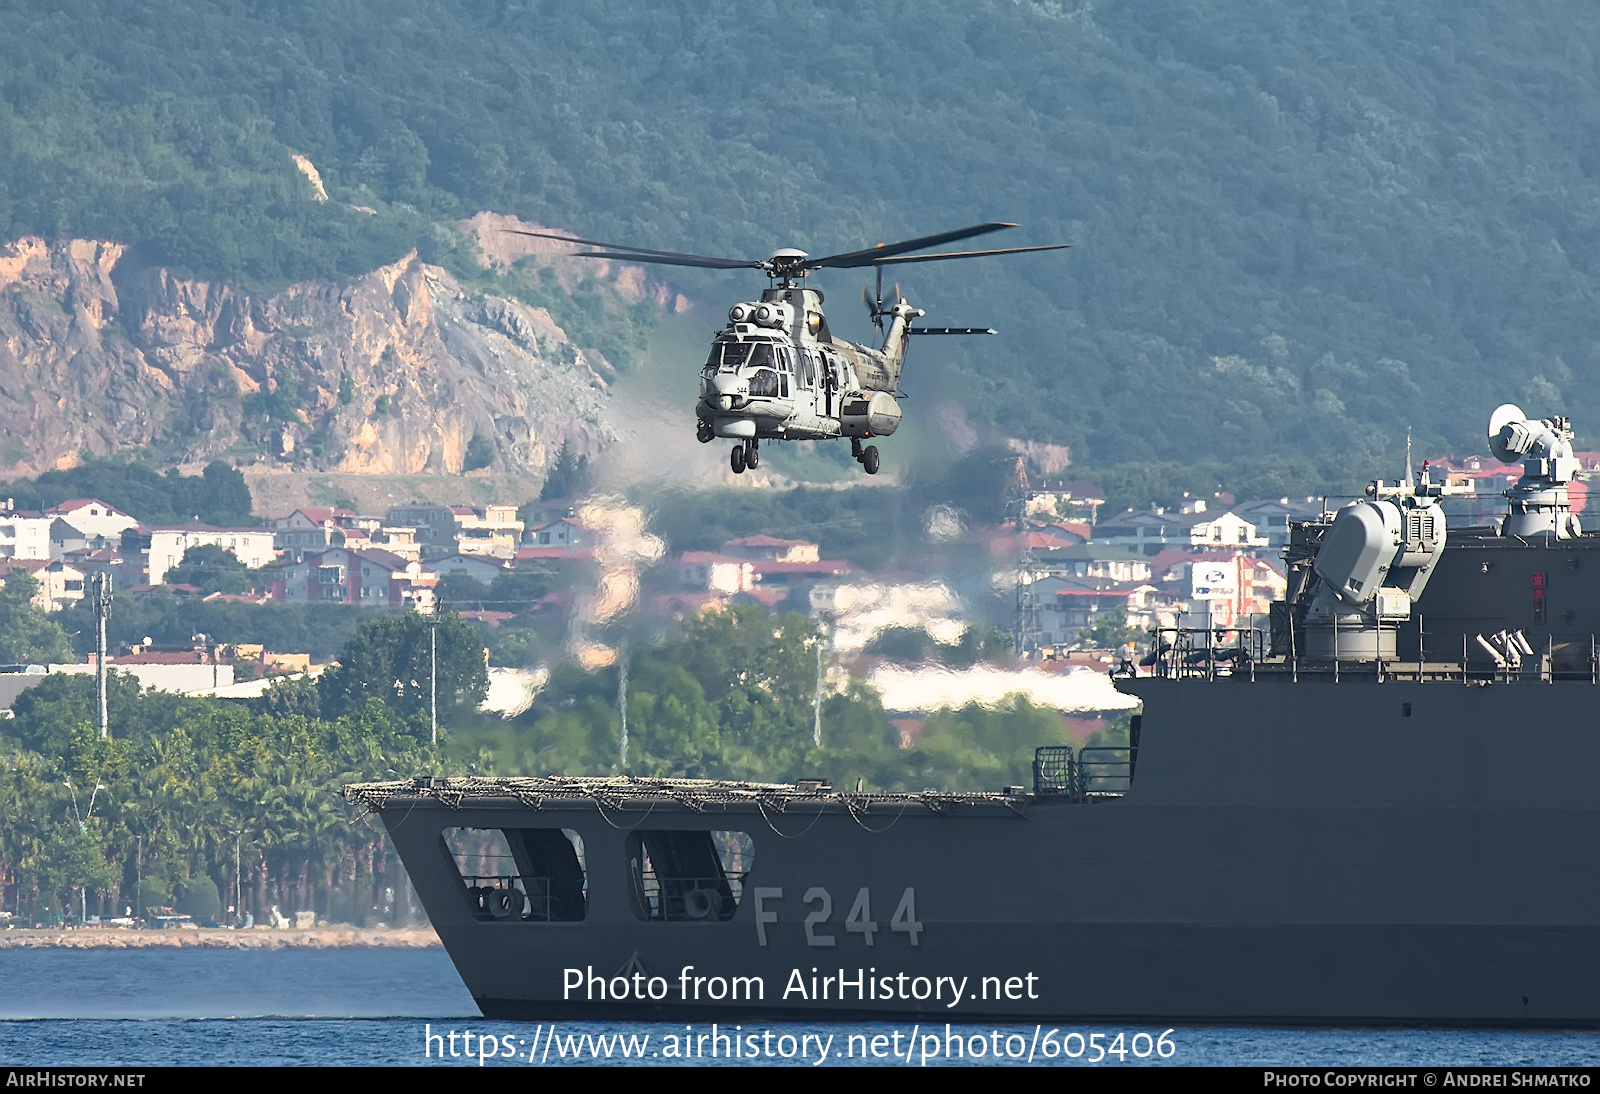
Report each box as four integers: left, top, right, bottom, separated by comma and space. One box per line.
318, 612, 489, 724
463, 433, 495, 472
164, 544, 263, 595
0, 571, 72, 665
539, 441, 590, 501
0, 460, 254, 528
1076, 609, 1144, 651
178, 875, 222, 921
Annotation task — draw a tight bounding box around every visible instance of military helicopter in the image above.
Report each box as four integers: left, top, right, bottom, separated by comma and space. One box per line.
506, 223, 1066, 475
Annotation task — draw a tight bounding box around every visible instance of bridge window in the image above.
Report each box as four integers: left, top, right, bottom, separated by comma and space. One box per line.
628, 830, 753, 922
442, 826, 588, 922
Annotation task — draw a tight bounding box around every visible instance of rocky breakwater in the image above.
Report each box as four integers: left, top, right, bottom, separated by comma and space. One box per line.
0, 926, 441, 949
0, 236, 615, 477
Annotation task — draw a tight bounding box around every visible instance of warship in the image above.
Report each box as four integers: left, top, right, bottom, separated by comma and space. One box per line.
346, 403, 1600, 1025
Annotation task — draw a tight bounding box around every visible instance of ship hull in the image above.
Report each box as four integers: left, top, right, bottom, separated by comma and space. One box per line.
356, 676, 1600, 1024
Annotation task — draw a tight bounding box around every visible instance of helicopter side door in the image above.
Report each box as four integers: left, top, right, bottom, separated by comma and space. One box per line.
792, 347, 821, 420
820, 349, 850, 419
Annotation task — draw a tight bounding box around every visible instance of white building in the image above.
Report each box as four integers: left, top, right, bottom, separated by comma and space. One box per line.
525, 517, 587, 550
384, 503, 524, 559
0, 558, 86, 611
1093, 500, 1268, 555
52, 662, 234, 695
454, 505, 524, 558
44, 499, 139, 542
432, 554, 511, 586
678, 551, 755, 596
0, 504, 54, 560
144, 525, 279, 585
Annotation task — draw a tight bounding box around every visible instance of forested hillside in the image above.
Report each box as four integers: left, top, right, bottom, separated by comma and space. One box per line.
3, 0, 1598, 478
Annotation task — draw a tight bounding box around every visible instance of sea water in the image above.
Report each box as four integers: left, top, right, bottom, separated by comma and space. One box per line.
1, 949, 1596, 1067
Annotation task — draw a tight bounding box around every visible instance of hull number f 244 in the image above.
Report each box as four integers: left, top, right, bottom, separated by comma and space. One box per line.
753, 887, 922, 947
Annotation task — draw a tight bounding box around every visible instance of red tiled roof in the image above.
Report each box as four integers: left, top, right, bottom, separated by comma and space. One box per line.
148, 522, 271, 534
112, 651, 206, 665
1033, 481, 1107, 501
515, 546, 590, 561
724, 534, 813, 549
753, 559, 855, 576
1025, 531, 1083, 550
293, 507, 345, 524
45, 499, 121, 514
202, 592, 271, 604
679, 551, 744, 565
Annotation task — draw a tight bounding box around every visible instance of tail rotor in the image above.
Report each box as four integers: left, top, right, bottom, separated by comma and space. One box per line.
863, 266, 886, 332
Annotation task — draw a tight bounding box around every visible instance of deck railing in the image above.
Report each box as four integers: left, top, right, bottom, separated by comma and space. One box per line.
1138, 627, 1269, 680
1034, 745, 1134, 801
1132, 627, 1600, 684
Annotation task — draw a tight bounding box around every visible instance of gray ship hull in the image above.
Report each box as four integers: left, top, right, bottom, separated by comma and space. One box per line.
352, 675, 1600, 1024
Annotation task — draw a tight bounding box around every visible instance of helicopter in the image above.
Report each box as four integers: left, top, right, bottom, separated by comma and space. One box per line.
505, 223, 1066, 476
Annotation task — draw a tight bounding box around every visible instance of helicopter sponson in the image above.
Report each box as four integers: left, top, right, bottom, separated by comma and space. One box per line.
502, 223, 1067, 476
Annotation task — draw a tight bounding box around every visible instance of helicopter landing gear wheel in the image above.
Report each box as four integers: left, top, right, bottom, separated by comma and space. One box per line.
861, 445, 880, 475
730, 445, 746, 475
745, 439, 759, 469
696, 419, 713, 443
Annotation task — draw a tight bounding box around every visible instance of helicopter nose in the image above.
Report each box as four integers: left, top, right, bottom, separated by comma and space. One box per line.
718, 395, 734, 411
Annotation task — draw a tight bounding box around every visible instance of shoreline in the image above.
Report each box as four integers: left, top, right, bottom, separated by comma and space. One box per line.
0, 926, 441, 950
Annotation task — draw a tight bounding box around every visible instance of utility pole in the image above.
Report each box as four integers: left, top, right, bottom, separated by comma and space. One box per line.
1007, 458, 1040, 659
232, 830, 242, 927
617, 638, 629, 770
429, 616, 438, 747
92, 573, 112, 739
812, 636, 824, 748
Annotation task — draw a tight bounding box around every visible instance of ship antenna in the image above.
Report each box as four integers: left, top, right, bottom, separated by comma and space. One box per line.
1404, 428, 1414, 490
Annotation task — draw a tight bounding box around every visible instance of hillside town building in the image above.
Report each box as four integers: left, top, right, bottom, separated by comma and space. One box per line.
0, 503, 54, 561
0, 558, 86, 612
129, 524, 278, 585
266, 547, 437, 612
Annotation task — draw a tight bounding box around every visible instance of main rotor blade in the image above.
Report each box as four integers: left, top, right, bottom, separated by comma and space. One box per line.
862, 243, 1070, 267
808, 223, 1019, 268
908, 327, 999, 335
549, 249, 766, 270
503, 229, 760, 269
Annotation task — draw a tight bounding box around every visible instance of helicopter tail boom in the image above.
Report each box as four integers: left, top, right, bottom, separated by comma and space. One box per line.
877, 300, 924, 389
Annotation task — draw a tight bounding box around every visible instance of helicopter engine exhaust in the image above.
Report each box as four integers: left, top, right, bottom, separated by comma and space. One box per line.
840, 391, 902, 437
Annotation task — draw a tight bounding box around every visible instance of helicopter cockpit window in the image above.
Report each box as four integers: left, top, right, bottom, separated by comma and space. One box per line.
706, 342, 752, 373
748, 369, 781, 398
745, 343, 776, 371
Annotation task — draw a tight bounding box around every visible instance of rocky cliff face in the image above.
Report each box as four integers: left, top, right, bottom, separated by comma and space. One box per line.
0, 236, 617, 477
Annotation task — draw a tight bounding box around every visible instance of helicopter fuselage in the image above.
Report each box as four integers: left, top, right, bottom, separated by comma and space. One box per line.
695, 286, 909, 445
